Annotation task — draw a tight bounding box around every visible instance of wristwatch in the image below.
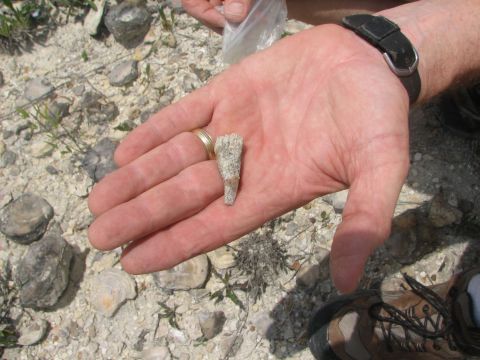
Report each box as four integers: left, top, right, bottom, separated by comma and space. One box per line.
342, 14, 421, 104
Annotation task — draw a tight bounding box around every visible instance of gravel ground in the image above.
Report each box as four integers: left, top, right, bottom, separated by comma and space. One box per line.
0, 4, 479, 360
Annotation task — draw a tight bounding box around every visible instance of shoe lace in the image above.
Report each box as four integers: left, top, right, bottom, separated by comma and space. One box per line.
368, 274, 456, 353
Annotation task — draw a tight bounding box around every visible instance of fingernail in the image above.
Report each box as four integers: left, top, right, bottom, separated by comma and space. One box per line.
225, 2, 244, 18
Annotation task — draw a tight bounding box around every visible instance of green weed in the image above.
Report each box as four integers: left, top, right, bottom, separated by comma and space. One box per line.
16, 103, 85, 154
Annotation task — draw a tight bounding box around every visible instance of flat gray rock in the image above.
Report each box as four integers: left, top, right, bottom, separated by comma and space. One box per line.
15, 232, 73, 309
108, 60, 139, 87
17, 319, 49, 346
82, 138, 118, 182
152, 254, 209, 290
323, 189, 348, 213
24, 78, 54, 101
0, 194, 54, 244
84, 0, 106, 36
198, 311, 226, 339
0, 150, 17, 168
90, 268, 136, 317
428, 190, 463, 227
104, 3, 152, 48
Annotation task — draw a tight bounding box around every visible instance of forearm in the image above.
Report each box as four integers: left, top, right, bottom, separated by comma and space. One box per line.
377, 0, 480, 102
286, 0, 405, 25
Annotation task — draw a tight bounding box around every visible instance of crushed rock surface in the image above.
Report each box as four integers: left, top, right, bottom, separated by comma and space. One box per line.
0, 7, 479, 360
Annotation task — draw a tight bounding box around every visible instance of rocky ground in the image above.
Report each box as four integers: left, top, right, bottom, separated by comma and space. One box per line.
0, 2, 480, 360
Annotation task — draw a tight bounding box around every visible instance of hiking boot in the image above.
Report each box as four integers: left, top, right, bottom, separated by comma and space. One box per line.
308, 268, 480, 359
439, 84, 480, 138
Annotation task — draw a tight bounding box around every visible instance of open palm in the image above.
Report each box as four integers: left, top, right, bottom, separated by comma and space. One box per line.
88, 25, 411, 293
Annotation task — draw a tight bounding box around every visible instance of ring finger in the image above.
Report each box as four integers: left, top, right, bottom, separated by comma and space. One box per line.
88, 129, 218, 216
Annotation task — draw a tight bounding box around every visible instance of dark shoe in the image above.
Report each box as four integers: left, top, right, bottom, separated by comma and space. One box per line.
439, 84, 480, 138
308, 268, 480, 359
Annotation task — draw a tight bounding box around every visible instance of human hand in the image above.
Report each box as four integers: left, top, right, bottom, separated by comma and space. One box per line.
181, 0, 253, 31
88, 24, 410, 293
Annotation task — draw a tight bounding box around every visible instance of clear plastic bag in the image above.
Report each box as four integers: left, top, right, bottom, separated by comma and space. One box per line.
220, 0, 287, 64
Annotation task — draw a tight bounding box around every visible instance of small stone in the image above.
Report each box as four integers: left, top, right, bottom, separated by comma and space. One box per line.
182, 73, 200, 92
198, 311, 226, 340
447, 192, 458, 208
0, 194, 54, 244
0, 150, 17, 168
72, 84, 85, 96
22, 128, 33, 141
15, 232, 73, 309
285, 222, 299, 236
81, 138, 117, 182
3, 130, 14, 139
24, 78, 54, 101
79, 90, 102, 109
385, 210, 418, 264
0, 71, 4, 87
90, 268, 137, 317
152, 254, 209, 290
168, 328, 188, 344
17, 319, 49, 346
46, 100, 70, 121
324, 190, 348, 213
163, 32, 177, 48
105, 2, 152, 48
14, 121, 30, 135
189, 64, 211, 82
108, 60, 139, 87
90, 251, 120, 273
218, 334, 243, 359
428, 190, 463, 227
207, 246, 236, 269
296, 264, 321, 288
214, 134, 243, 205
84, 0, 107, 36
77, 92, 119, 124
46, 165, 59, 175
141, 346, 171, 360
249, 311, 274, 338
0, 140, 5, 157
314, 246, 331, 265
30, 141, 54, 158
413, 152, 422, 161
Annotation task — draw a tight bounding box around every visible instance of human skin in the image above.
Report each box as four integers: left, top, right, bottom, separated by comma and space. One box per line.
181, 0, 408, 30
88, 0, 480, 293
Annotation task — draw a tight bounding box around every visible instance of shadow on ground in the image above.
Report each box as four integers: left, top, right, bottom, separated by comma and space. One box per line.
264, 99, 480, 358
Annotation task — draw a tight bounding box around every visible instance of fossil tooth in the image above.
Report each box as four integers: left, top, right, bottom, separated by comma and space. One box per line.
214, 134, 243, 205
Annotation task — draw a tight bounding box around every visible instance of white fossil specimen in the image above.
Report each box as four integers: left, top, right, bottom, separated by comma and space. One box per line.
214, 134, 243, 205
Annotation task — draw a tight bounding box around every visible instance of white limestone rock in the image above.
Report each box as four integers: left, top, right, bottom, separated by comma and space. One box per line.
214, 134, 243, 205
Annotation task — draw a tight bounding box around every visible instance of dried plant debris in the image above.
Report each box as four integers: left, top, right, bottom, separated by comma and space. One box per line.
214, 134, 243, 205
235, 232, 288, 301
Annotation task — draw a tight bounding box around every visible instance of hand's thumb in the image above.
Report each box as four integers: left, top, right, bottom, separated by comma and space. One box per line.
330, 160, 409, 294
224, 0, 252, 23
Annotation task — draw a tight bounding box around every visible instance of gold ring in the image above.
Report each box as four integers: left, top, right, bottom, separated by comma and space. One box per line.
192, 128, 215, 160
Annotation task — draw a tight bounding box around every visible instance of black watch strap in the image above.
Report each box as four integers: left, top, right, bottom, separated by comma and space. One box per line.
342, 14, 421, 104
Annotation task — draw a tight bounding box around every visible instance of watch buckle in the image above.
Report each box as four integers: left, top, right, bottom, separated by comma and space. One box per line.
382, 47, 419, 77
